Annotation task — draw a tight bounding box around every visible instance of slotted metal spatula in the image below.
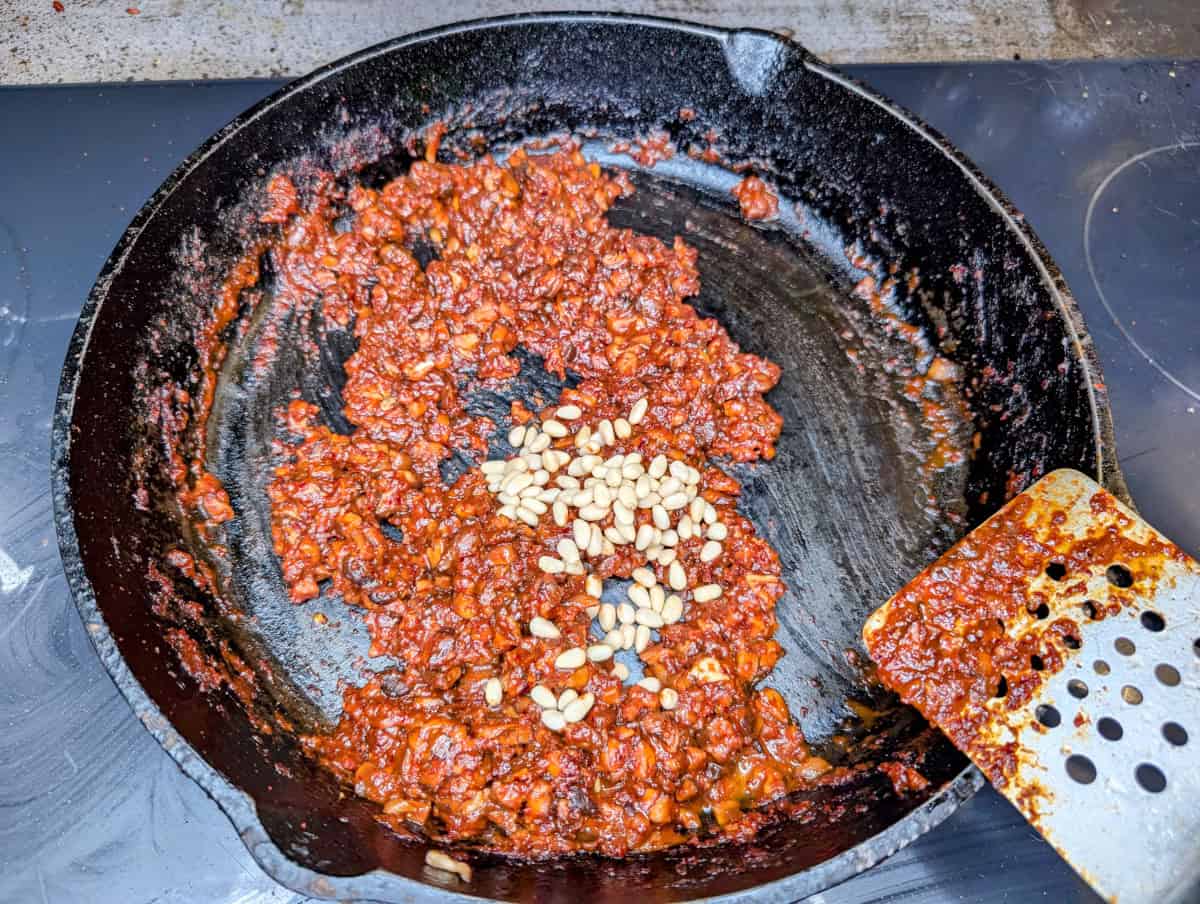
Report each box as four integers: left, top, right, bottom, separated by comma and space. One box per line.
864, 469, 1200, 904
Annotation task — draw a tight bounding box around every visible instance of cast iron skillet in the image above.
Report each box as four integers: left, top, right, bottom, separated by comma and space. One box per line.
52, 13, 1124, 903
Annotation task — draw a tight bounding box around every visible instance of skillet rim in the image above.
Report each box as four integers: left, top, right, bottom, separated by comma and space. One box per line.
50, 11, 1121, 902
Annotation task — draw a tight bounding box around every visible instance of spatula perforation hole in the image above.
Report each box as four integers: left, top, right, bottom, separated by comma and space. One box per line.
1097, 717, 1123, 741
1121, 685, 1143, 705
1135, 763, 1166, 793
1093, 659, 1110, 675
1035, 704, 1061, 728
1045, 562, 1067, 581
1067, 679, 1088, 699
1106, 564, 1133, 588
1155, 663, 1180, 687
1140, 611, 1165, 632
1065, 754, 1097, 784
1162, 722, 1188, 746
1114, 637, 1135, 656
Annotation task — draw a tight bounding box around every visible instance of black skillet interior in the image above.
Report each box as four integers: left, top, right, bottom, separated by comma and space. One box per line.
54, 14, 1116, 903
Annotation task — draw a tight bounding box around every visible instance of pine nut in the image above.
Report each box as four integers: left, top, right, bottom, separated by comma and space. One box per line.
614, 417, 632, 438
634, 624, 651, 653
530, 684, 557, 708
556, 404, 582, 420
617, 602, 635, 624
561, 692, 595, 723
668, 560, 687, 591
542, 419, 568, 438
693, 584, 722, 602
586, 574, 603, 598
662, 594, 683, 624
652, 505, 669, 530
635, 608, 664, 628
637, 676, 661, 692
587, 643, 613, 662
631, 567, 656, 588
598, 603, 617, 631
554, 647, 586, 670
635, 523, 656, 551
628, 584, 651, 608
700, 540, 722, 563
649, 585, 665, 612
508, 425, 527, 447
707, 522, 727, 540
628, 397, 648, 425
578, 504, 608, 521
620, 623, 636, 649
661, 492, 689, 511
541, 709, 566, 731
598, 419, 616, 446
530, 617, 560, 638
485, 677, 502, 706
538, 555, 564, 574
425, 850, 472, 882
660, 688, 679, 710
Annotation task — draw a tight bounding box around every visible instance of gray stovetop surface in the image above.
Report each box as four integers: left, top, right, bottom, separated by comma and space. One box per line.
1, 60, 1197, 903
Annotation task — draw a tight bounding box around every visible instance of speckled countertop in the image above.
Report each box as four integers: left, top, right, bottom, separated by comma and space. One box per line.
3, 0, 1196, 85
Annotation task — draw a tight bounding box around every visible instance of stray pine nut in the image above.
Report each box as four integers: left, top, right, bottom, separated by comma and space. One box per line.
637, 676, 662, 692
693, 584, 722, 603
700, 540, 722, 563
530, 617, 560, 639
426, 850, 472, 882
660, 688, 679, 710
